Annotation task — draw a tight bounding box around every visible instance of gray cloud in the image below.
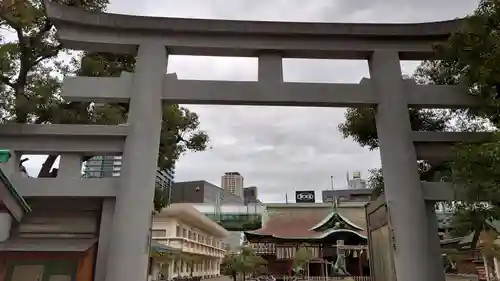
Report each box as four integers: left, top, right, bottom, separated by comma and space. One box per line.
115, 0, 480, 203
23, 0, 481, 203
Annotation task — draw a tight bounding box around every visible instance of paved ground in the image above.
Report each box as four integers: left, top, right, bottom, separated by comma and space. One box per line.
204, 276, 231, 281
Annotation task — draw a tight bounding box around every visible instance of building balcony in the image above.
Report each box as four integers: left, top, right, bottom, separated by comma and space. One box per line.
152, 237, 225, 258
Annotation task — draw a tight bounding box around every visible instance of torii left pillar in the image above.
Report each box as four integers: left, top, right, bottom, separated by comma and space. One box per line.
104, 43, 167, 281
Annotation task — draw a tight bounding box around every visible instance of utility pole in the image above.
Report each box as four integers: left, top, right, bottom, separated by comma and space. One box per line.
330, 175, 335, 205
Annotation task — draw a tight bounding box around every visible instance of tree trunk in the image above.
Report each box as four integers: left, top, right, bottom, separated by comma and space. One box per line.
231, 272, 237, 281
38, 154, 58, 177
14, 86, 28, 124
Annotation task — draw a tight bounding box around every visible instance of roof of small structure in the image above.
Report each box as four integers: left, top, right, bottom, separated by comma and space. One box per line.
440, 219, 500, 248
156, 203, 229, 238
245, 203, 367, 240
0, 238, 96, 252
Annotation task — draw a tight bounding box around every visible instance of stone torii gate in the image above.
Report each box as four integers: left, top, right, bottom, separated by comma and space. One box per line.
7, 2, 484, 281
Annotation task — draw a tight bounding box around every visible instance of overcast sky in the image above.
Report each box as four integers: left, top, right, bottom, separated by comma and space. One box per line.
22, 0, 480, 203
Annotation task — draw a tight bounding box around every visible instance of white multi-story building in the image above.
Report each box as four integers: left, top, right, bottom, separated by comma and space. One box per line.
221, 172, 244, 198
150, 204, 229, 281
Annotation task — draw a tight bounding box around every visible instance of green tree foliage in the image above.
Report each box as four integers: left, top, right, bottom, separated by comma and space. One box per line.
339, 107, 450, 150
222, 247, 267, 281
338, 71, 452, 151
358, 0, 500, 245
292, 247, 313, 277
0, 0, 209, 211
367, 162, 450, 199
435, 0, 500, 125
367, 168, 384, 198
435, 0, 500, 240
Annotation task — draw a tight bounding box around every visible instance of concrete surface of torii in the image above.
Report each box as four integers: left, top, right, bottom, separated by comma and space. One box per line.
0, 1, 489, 281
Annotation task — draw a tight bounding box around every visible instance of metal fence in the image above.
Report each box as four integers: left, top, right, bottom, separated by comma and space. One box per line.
282, 276, 372, 281
281, 274, 478, 281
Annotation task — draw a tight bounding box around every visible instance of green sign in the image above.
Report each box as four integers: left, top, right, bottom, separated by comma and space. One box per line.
0, 150, 11, 163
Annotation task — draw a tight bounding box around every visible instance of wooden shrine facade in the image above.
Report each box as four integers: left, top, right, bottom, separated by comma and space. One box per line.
244, 204, 370, 277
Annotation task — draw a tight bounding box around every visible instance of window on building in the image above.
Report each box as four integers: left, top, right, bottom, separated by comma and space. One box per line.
86, 172, 101, 178
102, 171, 114, 177
151, 229, 166, 237
176, 225, 181, 237
182, 228, 186, 238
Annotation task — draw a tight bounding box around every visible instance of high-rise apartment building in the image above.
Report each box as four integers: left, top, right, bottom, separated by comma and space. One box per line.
347, 171, 367, 189
221, 172, 244, 198
171, 180, 247, 251
84, 156, 122, 178
155, 168, 175, 191
169, 180, 244, 204
243, 186, 258, 204
83, 156, 175, 189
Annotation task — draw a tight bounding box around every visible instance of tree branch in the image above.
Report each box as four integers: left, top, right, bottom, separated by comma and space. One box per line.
0, 74, 13, 87
30, 44, 62, 69
29, 18, 52, 45
27, 19, 58, 69
38, 154, 58, 178
1, 14, 24, 47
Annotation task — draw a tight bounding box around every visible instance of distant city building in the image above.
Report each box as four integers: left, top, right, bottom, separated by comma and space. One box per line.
171, 180, 247, 252
243, 186, 258, 204
322, 171, 371, 203
170, 180, 244, 204
83, 156, 175, 189
155, 168, 175, 190
322, 188, 372, 203
347, 171, 367, 189
221, 172, 244, 198
84, 155, 123, 178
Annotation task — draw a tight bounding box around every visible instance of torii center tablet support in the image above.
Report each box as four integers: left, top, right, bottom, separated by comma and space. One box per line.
43, 2, 487, 281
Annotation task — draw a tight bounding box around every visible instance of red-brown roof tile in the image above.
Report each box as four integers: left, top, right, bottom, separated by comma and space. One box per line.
251, 207, 367, 238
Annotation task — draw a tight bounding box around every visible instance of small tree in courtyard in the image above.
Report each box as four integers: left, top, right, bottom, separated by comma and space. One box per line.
292, 247, 314, 278
222, 247, 267, 281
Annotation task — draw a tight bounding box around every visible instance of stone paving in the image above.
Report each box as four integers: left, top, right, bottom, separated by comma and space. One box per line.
203, 276, 231, 281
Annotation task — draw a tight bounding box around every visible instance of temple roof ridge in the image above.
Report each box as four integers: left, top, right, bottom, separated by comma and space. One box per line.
309, 209, 364, 232
273, 229, 367, 240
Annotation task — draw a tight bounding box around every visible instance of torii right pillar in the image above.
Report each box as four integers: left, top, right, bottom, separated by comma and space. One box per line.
370, 50, 445, 281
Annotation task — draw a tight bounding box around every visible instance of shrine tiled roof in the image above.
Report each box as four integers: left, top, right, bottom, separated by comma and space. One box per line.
245, 204, 367, 240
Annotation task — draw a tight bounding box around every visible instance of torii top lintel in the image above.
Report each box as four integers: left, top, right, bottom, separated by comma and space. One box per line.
44, 1, 464, 59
